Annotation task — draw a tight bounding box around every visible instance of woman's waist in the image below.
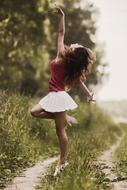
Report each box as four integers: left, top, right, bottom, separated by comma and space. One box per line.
49, 77, 64, 85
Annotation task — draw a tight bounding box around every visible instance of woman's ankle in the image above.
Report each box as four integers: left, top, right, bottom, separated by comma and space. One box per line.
59, 157, 66, 165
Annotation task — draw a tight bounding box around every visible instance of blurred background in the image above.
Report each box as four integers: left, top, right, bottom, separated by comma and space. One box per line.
89, 0, 127, 101
0, 0, 104, 96
0, 0, 127, 119
87, 0, 127, 121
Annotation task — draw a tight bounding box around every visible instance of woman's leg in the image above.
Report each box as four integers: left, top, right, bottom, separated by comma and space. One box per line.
30, 104, 54, 119
30, 104, 77, 125
54, 111, 68, 164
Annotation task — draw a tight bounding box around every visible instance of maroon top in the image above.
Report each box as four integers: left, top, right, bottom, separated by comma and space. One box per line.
48, 59, 65, 92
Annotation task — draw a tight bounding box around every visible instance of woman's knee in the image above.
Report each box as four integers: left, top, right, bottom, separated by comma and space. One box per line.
56, 127, 67, 139
30, 104, 44, 117
30, 108, 37, 117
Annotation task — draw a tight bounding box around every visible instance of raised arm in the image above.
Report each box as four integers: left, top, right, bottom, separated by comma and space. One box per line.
55, 7, 65, 58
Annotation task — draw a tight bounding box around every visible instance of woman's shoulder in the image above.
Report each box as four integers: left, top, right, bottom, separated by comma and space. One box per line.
50, 58, 57, 65
51, 57, 63, 64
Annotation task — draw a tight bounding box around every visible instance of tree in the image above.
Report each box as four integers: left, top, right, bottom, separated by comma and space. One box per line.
0, 0, 107, 98
0, 0, 45, 94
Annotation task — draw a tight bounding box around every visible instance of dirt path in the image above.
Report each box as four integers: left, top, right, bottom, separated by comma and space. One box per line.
5, 156, 58, 190
97, 133, 127, 190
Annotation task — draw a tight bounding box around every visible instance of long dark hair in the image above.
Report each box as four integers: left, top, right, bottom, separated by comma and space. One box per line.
61, 45, 95, 90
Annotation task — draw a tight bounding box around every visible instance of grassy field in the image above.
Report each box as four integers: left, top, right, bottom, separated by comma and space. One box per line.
36, 100, 122, 190
0, 91, 124, 189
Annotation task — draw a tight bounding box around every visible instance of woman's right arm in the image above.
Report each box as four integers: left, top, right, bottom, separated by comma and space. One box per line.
55, 7, 65, 58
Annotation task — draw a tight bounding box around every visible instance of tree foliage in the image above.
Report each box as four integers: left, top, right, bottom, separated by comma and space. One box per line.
0, 0, 106, 97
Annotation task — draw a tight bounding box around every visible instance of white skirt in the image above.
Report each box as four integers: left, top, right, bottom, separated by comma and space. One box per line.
38, 91, 78, 112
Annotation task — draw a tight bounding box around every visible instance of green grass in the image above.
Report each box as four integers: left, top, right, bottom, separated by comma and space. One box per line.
0, 90, 124, 190
0, 91, 58, 188
36, 100, 122, 190
113, 123, 127, 179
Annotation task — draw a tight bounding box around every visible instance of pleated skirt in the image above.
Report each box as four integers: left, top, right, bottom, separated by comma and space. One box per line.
38, 91, 78, 112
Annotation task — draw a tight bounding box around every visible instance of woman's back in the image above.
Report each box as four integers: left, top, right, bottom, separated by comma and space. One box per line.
48, 58, 65, 92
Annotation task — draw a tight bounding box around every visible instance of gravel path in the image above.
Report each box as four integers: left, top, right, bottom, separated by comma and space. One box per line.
97, 133, 127, 190
4, 156, 59, 190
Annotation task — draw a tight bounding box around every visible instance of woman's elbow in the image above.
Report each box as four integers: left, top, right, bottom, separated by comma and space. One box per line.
59, 29, 65, 35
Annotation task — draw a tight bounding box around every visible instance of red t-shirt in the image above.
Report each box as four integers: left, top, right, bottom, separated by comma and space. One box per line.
48, 59, 65, 92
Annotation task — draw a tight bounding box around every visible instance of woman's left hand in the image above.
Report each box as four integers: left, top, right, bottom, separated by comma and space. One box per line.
54, 5, 65, 16
86, 91, 96, 103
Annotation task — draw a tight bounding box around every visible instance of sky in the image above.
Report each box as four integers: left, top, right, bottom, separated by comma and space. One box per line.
82, 0, 127, 101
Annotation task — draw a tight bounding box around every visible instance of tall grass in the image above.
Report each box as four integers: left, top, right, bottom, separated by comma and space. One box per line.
0, 91, 58, 188
36, 100, 122, 190
0, 90, 123, 190
113, 123, 127, 178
